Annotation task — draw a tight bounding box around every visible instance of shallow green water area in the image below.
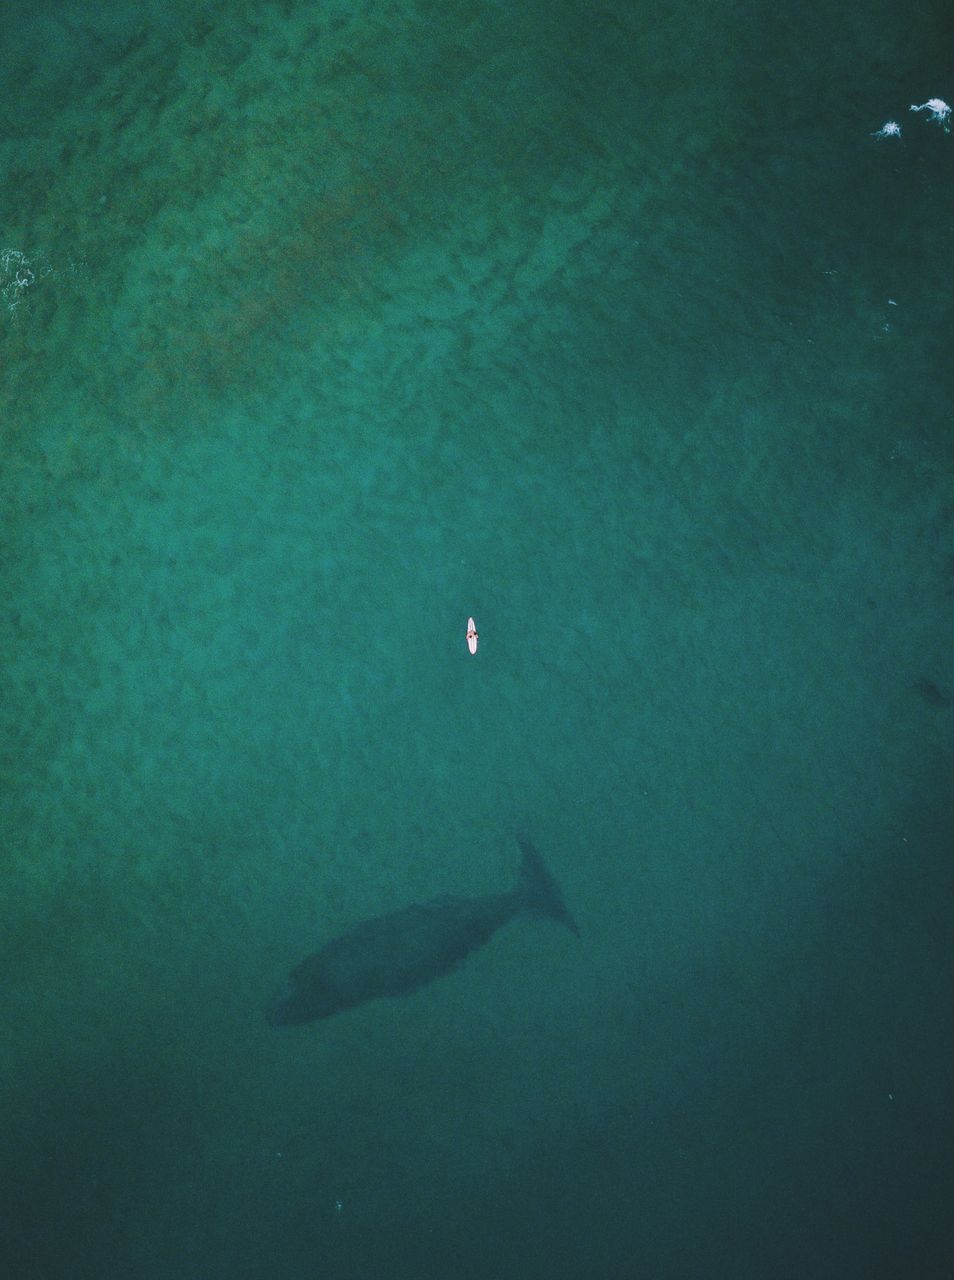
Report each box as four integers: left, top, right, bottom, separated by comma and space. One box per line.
2, 1, 952, 1276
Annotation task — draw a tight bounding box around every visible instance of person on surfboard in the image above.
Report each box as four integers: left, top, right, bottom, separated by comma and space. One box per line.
466, 618, 478, 654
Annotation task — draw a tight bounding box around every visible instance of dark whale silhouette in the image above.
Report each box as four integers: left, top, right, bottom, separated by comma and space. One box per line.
267, 835, 578, 1025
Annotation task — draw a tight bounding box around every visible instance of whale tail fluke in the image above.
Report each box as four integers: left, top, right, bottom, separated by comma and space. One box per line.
515, 834, 580, 936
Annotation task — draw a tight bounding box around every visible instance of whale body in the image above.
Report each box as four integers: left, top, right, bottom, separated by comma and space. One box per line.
267, 835, 577, 1025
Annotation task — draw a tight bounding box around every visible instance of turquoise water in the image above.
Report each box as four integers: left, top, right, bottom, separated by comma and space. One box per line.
2, 1, 952, 1276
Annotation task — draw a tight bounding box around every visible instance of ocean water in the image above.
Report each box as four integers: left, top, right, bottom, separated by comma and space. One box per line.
2, 1, 952, 1277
